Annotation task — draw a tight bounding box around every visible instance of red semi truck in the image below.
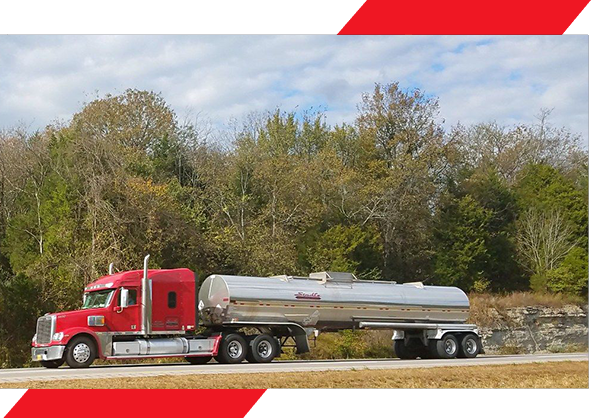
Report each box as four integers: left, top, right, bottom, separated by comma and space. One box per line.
31, 255, 481, 368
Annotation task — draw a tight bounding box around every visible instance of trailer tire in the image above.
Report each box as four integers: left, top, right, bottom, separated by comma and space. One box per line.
394, 340, 420, 360
186, 356, 213, 365
458, 334, 481, 358
419, 346, 435, 359
429, 334, 459, 359
40, 359, 64, 368
65, 335, 96, 368
215, 333, 247, 364
246, 334, 278, 363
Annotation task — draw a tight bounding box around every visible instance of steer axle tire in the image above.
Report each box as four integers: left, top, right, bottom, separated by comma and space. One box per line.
65, 335, 96, 368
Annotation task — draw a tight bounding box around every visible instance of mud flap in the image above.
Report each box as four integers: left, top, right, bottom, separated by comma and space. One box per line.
287, 325, 310, 354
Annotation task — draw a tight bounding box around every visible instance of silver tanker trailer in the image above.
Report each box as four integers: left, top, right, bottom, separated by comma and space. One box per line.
32, 254, 482, 368
198, 271, 482, 362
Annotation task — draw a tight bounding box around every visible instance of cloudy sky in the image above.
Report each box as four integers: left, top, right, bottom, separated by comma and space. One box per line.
0, 35, 588, 141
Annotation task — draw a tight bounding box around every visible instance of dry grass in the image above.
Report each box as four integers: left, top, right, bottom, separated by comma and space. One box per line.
1, 361, 587, 389
470, 291, 585, 309
468, 292, 586, 327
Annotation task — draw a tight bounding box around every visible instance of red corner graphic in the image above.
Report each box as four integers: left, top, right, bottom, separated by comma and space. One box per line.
339, 0, 590, 34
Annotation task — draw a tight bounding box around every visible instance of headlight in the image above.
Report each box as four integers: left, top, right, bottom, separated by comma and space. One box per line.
88, 315, 105, 326
52, 332, 64, 341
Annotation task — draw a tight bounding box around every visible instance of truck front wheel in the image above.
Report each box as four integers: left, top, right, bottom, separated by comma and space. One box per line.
65, 336, 96, 368
40, 359, 64, 368
215, 333, 247, 364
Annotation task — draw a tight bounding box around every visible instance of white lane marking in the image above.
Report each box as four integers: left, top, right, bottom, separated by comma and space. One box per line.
0, 353, 587, 383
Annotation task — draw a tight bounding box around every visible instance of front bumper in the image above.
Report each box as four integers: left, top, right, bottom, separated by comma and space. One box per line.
31, 345, 65, 362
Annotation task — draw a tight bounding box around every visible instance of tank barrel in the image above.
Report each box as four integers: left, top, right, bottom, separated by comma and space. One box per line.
198, 272, 470, 330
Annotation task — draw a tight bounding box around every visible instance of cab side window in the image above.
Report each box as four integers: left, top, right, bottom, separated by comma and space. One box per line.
118, 289, 138, 306
168, 291, 177, 309
128, 289, 137, 305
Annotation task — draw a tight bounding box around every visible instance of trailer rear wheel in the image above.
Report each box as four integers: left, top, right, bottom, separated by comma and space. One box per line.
40, 359, 64, 368
186, 356, 212, 365
215, 333, 247, 364
246, 334, 278, 363
429, 334, 459, 359
458, 334, 481, 358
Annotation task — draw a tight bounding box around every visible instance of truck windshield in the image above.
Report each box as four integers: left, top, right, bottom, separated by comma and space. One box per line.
82, 289, 115, 309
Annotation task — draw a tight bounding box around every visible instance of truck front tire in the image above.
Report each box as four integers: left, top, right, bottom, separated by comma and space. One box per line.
215, 333, 247, 364
65, 336, 96, 368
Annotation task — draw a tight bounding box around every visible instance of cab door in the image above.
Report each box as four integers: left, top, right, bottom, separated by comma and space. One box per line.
109, 287, 140, 333
151, 281, 183, 332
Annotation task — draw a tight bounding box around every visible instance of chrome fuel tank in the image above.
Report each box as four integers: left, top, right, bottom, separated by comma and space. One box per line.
198, 272, 470, 330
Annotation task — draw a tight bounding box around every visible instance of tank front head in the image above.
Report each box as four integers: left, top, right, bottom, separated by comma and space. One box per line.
198, 275, 230, 325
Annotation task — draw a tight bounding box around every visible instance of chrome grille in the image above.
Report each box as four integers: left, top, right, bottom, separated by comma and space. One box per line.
36, 316, 53, 344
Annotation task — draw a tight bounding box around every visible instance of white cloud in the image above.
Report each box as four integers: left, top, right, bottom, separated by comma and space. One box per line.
0, 35, 588, 142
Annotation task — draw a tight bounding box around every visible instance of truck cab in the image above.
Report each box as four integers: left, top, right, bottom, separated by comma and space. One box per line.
31, 266, 211, 368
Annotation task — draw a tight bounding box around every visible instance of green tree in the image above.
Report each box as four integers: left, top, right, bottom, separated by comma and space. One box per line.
433, 195, 492, 291
304, 224, 382, 278
545, 247, 588, 296
516, 164, 587, 247
355, 82, 451, 281
463, 170, 525, 291
514, 164, 587, 294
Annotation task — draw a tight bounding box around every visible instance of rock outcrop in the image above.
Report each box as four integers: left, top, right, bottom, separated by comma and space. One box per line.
480, 305, 588, 353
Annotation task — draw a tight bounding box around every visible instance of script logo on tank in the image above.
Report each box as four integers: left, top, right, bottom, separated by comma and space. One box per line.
294, 291, 321, 300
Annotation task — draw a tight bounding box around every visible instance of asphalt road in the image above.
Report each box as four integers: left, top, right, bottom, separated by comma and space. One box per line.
0, 352, 586, 383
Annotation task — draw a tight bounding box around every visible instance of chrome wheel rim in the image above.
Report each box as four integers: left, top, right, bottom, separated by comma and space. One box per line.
257, 340, 273, 358
227, 341, 243, 359
72, 342, 91, 363
465, 338, 478, 355
444, 339, 457, 355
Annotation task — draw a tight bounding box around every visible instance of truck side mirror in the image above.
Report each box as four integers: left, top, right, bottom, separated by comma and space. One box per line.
120, 288, 129, 308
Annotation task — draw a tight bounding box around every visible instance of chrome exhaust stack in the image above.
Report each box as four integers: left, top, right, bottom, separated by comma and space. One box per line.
141, 254, 152, 335
108, 262, 114, 275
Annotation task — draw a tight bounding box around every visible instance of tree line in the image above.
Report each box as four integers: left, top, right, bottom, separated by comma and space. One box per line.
0, 84, 587, 366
